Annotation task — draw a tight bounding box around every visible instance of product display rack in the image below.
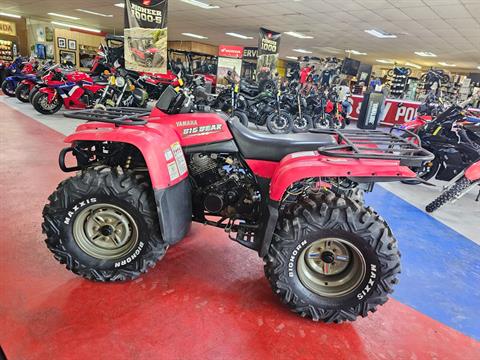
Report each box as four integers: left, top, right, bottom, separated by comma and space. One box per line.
0, 39, 15, 62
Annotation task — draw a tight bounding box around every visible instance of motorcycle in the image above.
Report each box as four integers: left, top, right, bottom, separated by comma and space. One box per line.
237, 83, 293, 134
280, 86, 313, 133
1, 57, 38, 97
31, 69, 106, 114
14, 60, 55, 103
95, 68, 148, 109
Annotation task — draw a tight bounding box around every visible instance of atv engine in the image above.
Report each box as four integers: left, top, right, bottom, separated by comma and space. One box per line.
189, 153, 260, 220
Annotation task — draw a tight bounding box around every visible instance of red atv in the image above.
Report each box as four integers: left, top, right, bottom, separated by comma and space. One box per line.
43, 87, 433, 322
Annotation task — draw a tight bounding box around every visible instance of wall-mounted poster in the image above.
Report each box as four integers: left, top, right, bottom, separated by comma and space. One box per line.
45, 27, 54, 42
68, 39, 77, 50
57, 37, 66, 49
59, 50, 76, 66
36, 27, 46, 42
257, 28, 281, 82
35, 44, 46, 59
124, 0, 168, 73
216, 45, 243, 93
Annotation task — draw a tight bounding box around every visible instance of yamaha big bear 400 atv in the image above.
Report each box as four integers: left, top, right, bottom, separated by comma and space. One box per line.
43, 86, 433, 322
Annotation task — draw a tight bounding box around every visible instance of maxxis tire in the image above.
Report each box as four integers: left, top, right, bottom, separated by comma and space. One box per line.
426, 177, 472, 213
292, 114, 313, 133
266, 111, 293, 134
1, 80, 16, 97
234, 110, 249, 127
264, 190, 400, 322
42, 166, 168, 282
15, 83, 31, 103
32, 91, 63, 115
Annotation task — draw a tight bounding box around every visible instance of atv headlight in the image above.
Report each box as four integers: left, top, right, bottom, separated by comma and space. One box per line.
115, 76, 126, 88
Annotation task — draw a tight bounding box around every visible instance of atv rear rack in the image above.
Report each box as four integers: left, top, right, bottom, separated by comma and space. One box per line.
310, 128, 434, 167
64, 107, 150, 126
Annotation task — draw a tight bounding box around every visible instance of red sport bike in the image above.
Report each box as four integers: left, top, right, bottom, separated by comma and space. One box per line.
32, 69, 106, 114
43, 86, 433, 322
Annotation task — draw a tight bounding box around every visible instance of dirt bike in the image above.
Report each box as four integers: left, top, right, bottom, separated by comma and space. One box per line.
280, 87, 313, 133
426, 159, 480, 212
32, 70, 106, 114
42, 85, 433, 322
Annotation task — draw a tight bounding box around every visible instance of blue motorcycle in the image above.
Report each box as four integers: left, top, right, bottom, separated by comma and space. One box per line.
1, 57, 38, 97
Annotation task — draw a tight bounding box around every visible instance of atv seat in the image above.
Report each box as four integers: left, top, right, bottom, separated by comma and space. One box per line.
228, 117, 337, 162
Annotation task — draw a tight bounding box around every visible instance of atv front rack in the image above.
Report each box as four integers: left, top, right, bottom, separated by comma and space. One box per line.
311, 128, 434, 167
64, 107, 150, 126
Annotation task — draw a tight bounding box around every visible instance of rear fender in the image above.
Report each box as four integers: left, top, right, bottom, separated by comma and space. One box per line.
64, 124, 192, 244
39, 87, 58, 103
269, 152, 416, 201
465, 161, 480, 181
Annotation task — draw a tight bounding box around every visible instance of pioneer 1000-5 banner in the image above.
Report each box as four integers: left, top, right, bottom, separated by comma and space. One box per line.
124, 0, 168, 73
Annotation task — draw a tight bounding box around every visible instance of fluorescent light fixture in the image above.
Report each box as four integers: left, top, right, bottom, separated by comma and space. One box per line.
415, 51, 437, 57
376, 59, 395, 64
439, 62, 456, 67
48, 12, 80, 20
0, 12, 21, 19
180, 0, 219, 9
75, 9, 113, 17
181, 32, 208, 39
365, 29, 397, 39
478, 66, 480, 70
51, 21, 101, 33
293, 48, 312, 54
284, 31, 314, 39
226, 32, 253, 40
345, 49, 367, 55
405, 62, 421, 69
114, 3, 125, 8
286, 56, 299, 60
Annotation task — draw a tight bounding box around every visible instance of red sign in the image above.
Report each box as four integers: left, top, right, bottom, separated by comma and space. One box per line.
218, 45, 244, 59
350, 95, 480, 126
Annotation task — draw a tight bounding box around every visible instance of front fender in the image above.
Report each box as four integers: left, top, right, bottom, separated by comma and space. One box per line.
64, 124, 192, 244
269, 152, 417, 201
39, 87, 58, 103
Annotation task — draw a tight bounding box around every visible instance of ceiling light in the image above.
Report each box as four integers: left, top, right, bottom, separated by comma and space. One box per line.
439, 62, 456, 67
48, 12, 80, 20
284, 31, 314, 39
293, 49, 312, 54
345, 49, 367, 55
0, 12, 21, 19
286, 56, 299, 60
180, 0, 219, 9
405, 62, 421, 69
365, 29, 397, 39
376, 59, 395, 64
114, 3, 125, 8
182, 32, 208, 39
76, 9, 113, 17
477, 66, 480, 70
415, 51, 437, 57
226, 32, 253, 40
51, 21, 101, 33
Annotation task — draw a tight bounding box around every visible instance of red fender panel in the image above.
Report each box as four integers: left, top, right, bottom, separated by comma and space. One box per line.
465, 161, 480, 181
64, 124, 188, 190
269, 152, 417, 201
39, 87, 58, 103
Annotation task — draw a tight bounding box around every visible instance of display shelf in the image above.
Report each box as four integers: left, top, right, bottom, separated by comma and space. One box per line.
0, 39, 15, 62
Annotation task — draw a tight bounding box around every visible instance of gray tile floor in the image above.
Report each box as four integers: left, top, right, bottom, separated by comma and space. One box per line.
2, 95, 478, 244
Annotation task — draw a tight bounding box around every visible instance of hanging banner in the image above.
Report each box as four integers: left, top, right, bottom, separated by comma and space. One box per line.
124, 0, 168, 73
257, 27, 281, 82
218, 45, 243, 59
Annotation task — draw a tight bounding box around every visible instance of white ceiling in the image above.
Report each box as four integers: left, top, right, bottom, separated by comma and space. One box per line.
1, 0, 480, 71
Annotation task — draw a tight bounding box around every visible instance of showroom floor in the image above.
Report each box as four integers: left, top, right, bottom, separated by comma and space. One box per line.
0, 97, 479, 359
